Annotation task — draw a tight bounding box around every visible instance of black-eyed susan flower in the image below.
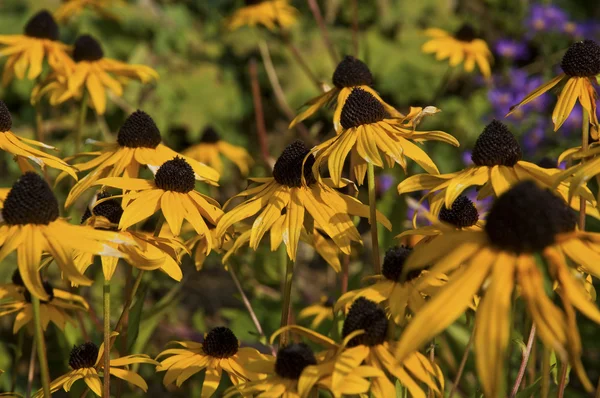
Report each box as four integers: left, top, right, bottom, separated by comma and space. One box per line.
54, 0, 123, 23
0, 10, 71, 85
63, 110, 219, 207
508, 40, 600, 138
183, 126, 254, 176
290, 56, 402, 132
395, 181, 600, 396
0, 172, 131, 300
156, 326, 266, 397
555, 142, 600, 202
312, 88, 458, 186
335, 247, 446, 325
227, 0, 298, 31
397, 120, 597, 213
0, 101, 77, 178
216, 140, 391, 263
297, 296, 335, 329
33, 34, 158, 115
0, 272, 88, 334
33, 339, 157, 397
422, 24, 493, 79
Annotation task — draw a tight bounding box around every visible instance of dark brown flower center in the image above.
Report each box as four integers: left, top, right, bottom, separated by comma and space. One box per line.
273, 140, 316, 187
81, 192, 123, 225
342, 297, 388, 347
2, 172, 59, 225
200, 126, 220, 143
24, 10, 59, 41
0, 100, 12, 132
69, 342, 99, 369
382, 246, 420, 282
72, 34, 104, 62
117, 110, 162, 148
471, 120, 522, 167
332, 56, 374, 88
24, 281, 54, 304
439, 195, 479, 228
561, 40, 600, 77
202, 327, 239, 358
340, 88, 388, 129
154, 157, 195, 193
274, 343, 317, 379
454, 24, 477, 42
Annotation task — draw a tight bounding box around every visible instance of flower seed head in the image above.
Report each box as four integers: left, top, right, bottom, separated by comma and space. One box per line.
24, 281, 54, 304
155, 157, 196, 193
117, 110, 162, 148
471, 120, 522, 167
24, 10, 59, 41
275, 343, 317, 379
12, 269, 24, 286
81, 192, 123, 225
202, 327, 239, 358
454, 24, 477, 42
342, 297, 388, 347
439, 195, 479, 228
561, 40, 600, 77
340, 88, 388, 130
332, 56, 374, 88
72, 34, 104, 62
200, 126, 220, 143
382, 246, 420, 282
69, 342, 99, 369
273, 140, 316, 187
2, 172, 59, 225
0, 100, 13, 132
485, 181, 576, 254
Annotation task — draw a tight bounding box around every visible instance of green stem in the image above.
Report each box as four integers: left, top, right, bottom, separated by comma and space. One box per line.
103, 279, 111, 398
367, 162, 381, 274
279, 256, 295, 347
579, 111, 590, 231
75, 92, 88, 154
448, 325, 476, 398
31, 297, 50, 397
557, 362, 568, 398
541, 347, 550, 398
34, 103, 44, 143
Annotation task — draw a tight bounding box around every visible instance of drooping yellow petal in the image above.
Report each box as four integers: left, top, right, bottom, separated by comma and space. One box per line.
507, 74, 565, 117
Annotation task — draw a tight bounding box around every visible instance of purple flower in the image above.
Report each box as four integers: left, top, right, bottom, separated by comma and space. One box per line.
489, 69, 550, 119
527, 4, 569, 33
562, 104, 583, 135
495, 39, 529, 61
465, 189, 492, 219
523, 122, 548, 155
376, 174, 395, 196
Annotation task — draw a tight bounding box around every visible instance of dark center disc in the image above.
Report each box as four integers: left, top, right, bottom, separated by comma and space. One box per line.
24, 10, 59, 41
332, 56, 374, 88
342, 297, 388, 347
202, 327, 239, 358
2, 172, 59, 226
561, 40, 600, 77
117, 110, 162, 148
340, 88, 388, 130
69, 342, 99, 369
199, 126, 220, 143
382, 246, 421, 282
154, 157, 196, 193
438, 195, 479, 228
72, 34, 104, 62
0, 100, 13, 132
471, 120, 522, 167
454, 24, 477, 42
272, 140, 317, 187
274, 343, 317, 379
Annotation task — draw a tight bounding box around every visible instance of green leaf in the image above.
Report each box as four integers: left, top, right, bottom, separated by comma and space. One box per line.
516, 376, 543, 398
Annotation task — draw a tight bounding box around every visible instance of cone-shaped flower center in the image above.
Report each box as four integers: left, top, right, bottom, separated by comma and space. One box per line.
454, 24, 477, 42
439, 195, 479, 228
200, 126, 220, 143
561, 40, 600, 77
73, 34, 104, 62
2, 172, 59, 226
117, 110, 162, 148
24, 281, 54, 303
323, 296, 335, 308
382, 246, 421, 282
471, 120, 522, 167
24, 10, 59, 41
244, 0, 262, 5
69, 342, 99, 370
12, 269, 24, 286
340, 88, 388, 130
202, 326, 239, 358
273, 140, 316, 187
485, 181, 576, 254
332, 56, 374, 88
155, 157, 195, 193
81, 192, 123, 225
0, 100, 13, 132
342, 297, 388, 347
274, 343, 317, 379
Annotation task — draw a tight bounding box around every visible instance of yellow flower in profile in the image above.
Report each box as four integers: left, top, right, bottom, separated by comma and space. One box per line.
312, 88, 458, 186
33, 339, 157, 397
183, 126, 254, 175
422, 24, 493, 79
62, 110, 219, 207
290, 56, 402, 132
0, 10, 72, 85
156, 326, 266, 397
0, 172, 131, 300
0, 101, 77, 179
395, 181, 600, 397
54, 0, 123, 23
227, 0, 298, 31
216, 140, 391, 263
0, 271, 89, 334
297, 296, 335, 329
555, 142, 600, 203
508, 40, 600, 138
33, 34, 158, 115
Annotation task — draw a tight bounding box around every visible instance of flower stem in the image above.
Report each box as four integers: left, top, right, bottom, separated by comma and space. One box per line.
248, 58, 271, 166
367, 162, 381, 274
279, 256, 295, 347
75, 92, 88, 154
448, 325, 476, 398
306, 0, 339, 66
541, 347, 550, 398
579, 111, 590, 231
26, 339, 36, 398
103, 279, 111, 398
34, 102, 44, 143
31, 297, 50, 397
557, 362, 568, 398
510, 324, 536, 397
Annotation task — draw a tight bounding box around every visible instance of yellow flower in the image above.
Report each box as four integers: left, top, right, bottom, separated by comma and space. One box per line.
554, 142, 600, 203
156, 326, 266, 397
297, 296, 335, 329
395, 181, 600, 396
0, 172, 131, 300
312, 88, 458, 186
290, 56, 403, 132
227, 0, 298, 31
0, 272, 88, 334
62, 110, 219, 207
33, 34, 158, 115
183, 126, 254, 175
54, 0, 123, 23
508, 40, 600, 138
422, 25, 493, 79
0, 101, 77, 179
216, 140, 391, 264
33, 339, 157, 397
0, 10, 72, 85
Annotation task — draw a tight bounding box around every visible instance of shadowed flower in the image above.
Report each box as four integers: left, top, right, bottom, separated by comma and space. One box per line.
227, 0, 298, 31
422, 24, 493, 79
54, 0, 123, 23
395, 181, 600, 396
298, 296, 335, 329
156, 326, 266, 397
0, 10, 71, 85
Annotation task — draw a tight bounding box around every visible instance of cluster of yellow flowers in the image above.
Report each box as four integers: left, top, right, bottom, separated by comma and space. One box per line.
1, 1, 600, 397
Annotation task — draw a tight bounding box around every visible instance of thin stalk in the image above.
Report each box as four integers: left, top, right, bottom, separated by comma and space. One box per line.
541, 347, 550, 398
557, 363, 568, 398
248, 58, 271, 166
428, 339, 436, 398
75, 92, 88, 154
34, 102, 44, 143
26, 340, 36, 398
340, 254, 349, 294
11, 329, 24, 391
579, 111, 590, 231
448, 325, 476, 398
279, 256, 295, 346
115, 270, 144, 334
31, 297, 50, 397
306, 0, 339, 66
510, 324, 537, 398
280, 34, 321, 90
103, 279, 111, 398
367, 162, 381, 274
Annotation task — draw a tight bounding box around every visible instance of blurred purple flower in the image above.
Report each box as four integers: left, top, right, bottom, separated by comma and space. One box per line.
462, 150, 473, 166
527, 4, 569, 33
376, 174, 395, 196
495, 39, 529, 61
562, 104, 583, 135
465, 189, 492, 219
523, 122, 548, 155
489, 69, 550, 119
